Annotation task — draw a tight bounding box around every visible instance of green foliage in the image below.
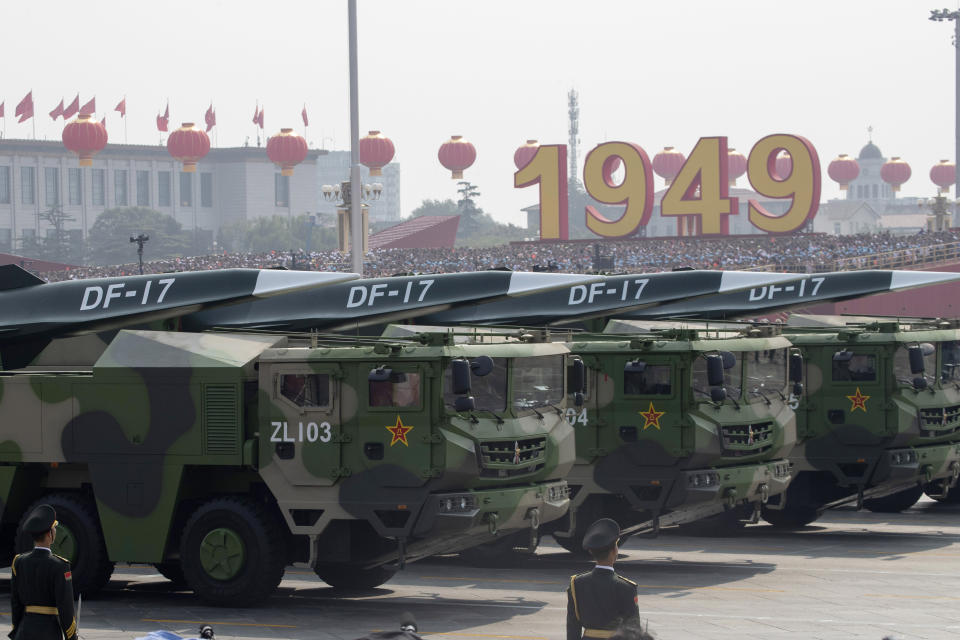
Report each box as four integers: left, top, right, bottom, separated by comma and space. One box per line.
86, 207, 191, 266
410, 199, 458, 218
217, 215, 337, 254
407, 187, 527, 248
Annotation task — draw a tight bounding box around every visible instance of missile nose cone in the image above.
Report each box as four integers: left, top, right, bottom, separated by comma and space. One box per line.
889, 270, 960, 291
506, 272, 602, 296
717, 271, 811, 293
252, 270, 359, 297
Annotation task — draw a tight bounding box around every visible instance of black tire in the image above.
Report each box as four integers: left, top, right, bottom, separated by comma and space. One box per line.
179, 497, 285, 607
552, 533, 589, 555
16, 493, 114, 596
924, 482, 960, 503
153, 561, 187, 586
313, 563, 397, 590
761, 504, 821, 528
863, 485, 924, 513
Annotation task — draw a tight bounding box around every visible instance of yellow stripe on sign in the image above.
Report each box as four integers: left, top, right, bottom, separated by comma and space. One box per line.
142, 619, 297, 629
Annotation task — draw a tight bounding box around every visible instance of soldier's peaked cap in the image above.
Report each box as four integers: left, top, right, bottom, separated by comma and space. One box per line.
23, 504, 57, 534
582, 517, 620, 550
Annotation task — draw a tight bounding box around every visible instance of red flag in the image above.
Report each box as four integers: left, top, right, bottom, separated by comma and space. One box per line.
63, 94, 79, 120
0, 103, 4, 118
204, 103, 216, 132
80, 96, 95, 116
15, 91, 33, 123
302, 105, 308, 127
115, 98, 126, 117
252, 104, 260, 126
101, 115, 107, 131
156, 102, 169, 132
257, 108, 264, 129
49, 99, 64, 121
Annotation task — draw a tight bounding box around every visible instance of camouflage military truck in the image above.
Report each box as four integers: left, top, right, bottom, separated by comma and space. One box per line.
0, 328, 575, 605
541, 324, 796, 549
760, 319, 960, 527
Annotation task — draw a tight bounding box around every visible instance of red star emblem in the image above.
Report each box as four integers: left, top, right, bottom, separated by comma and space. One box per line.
386, 415, 413, 447
847, 387, 870, 413
640, 402, 665, 430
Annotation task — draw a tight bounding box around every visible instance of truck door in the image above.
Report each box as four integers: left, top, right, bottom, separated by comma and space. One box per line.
827, 348, 886, 443
261, 363, 342, 487
621, 358, 681, 458
359, 364, 432, 486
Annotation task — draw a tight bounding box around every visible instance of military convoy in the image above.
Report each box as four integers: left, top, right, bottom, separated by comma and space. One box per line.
2, 263, 960, 605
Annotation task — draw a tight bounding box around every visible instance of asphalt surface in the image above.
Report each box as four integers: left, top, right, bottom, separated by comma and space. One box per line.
2, 497, 959, 640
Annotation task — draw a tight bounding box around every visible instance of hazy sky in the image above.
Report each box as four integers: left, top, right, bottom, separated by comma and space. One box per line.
3, 1, 957, 225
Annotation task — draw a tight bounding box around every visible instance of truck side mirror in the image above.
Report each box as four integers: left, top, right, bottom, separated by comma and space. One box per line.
913, 377, 928, 390
454, 395, 476, 412
369, 366, 393, 382
470, 355, 494, 377
574, 391, 585, 407
908, 345, 926, 375
710, 387, 726, 403
793, 382, 803, 397
789, 352, 803, 383
706, 354, 725, 387
451, 359, 472, 395
720, 351, 736, 369
570, 358, 586, 394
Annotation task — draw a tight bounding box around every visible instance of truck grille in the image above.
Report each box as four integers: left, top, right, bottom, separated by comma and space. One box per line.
478, 436, 546, 478
919, 405, 960, 438
720, 421, 773, 457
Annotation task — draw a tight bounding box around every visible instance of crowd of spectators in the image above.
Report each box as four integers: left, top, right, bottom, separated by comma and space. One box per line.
33, 230, 960, 282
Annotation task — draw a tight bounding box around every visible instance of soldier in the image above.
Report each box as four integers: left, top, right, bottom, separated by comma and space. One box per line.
566, 518, 639, 640
8, 505, 77, 640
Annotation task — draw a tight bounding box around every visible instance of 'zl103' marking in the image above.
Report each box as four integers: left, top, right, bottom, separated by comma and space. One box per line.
568, 279, 649, 305
80, 278, 176, 310
270, 420, 332, 443
748, 277, 824, 301
346, 279, 435, 308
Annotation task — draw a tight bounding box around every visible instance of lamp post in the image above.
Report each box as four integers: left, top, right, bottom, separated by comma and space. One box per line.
922, 194, 954, 232
130, 233, 149, 275
322, 180, 382, 254
930, 8, 960, 226
348, 0, 363, 274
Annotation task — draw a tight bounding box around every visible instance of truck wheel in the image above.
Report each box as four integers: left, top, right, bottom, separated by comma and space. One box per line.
761, 504, 821, 528
552, 533, 589, 555
863, 485, 924, 513
179, 497, 285, 607
153, 562, 187, 586
460, 531, 535, 566
16, 494, 115, 596
313, 563, 397, 590
924, 482, 960, 503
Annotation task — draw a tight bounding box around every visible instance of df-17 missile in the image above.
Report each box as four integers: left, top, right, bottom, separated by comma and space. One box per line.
0, 265, 358, 343
417, 270, 803, 326
180, 270, 604, 332
633, 269, 960, 320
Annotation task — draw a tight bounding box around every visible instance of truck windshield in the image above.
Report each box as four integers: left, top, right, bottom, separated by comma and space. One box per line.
691, 352, 742, 400
942, 341, 960, 383
443, 357, 508, 412
894, 344, 936, 385
512, 355, 565, 411
746, 349, 787, 399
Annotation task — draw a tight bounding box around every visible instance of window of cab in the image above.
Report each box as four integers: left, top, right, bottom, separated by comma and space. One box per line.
279, 373, 331, 409
623, 361, 672, 396
832, 351, 877, 382
368, 370, 422, 409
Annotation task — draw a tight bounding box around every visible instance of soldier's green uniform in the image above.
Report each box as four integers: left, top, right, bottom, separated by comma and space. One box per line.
8, 505, 77, 640
566, 519, 639, 640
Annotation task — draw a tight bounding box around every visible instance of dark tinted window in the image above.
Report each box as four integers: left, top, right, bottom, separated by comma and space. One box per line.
624, 364, 671, 395
280, 373, 330, 407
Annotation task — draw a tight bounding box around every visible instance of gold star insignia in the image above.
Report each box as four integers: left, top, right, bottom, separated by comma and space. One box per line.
386, 415, 413, 446
640, 402, 665, 430
847, 387, 870, 412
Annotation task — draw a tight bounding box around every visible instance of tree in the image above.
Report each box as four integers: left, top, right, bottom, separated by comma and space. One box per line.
86, 207, 190, 266
410, 199, 458, 218
217, 215, 337, 254
37, 205, 82, 263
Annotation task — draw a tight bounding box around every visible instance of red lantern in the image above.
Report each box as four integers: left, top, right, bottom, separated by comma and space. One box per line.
266, 128, 308, 177
359, 130, 395, 176
881, 157, 911, 192
61, 114, 107, 167
167, 123, 210, 173
514, 139, 539, 170
728, 149, 747, 186
930, 159, 955, 194
438, 135, 476, 179
652, 147, 685, 185
775, 151, 792, 180
827, 154, 860, 191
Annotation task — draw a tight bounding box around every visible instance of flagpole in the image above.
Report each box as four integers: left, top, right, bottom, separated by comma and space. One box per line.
124, 95, 128, 144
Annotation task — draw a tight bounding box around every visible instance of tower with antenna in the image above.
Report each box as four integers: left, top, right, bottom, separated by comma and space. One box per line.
568, 89, 580, 187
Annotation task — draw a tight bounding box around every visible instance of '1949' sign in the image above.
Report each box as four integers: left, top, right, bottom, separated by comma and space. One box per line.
515, 135, 820, 240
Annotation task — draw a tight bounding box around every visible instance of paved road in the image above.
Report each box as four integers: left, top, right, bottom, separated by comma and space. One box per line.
2, 497, 959, 640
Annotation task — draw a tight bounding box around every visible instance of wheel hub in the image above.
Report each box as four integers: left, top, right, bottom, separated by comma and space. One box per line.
199, 528, 245, 580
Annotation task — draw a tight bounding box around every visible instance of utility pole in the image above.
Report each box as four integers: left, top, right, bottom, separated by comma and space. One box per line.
930, 8, 960, 226
348, 0, 363, 275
